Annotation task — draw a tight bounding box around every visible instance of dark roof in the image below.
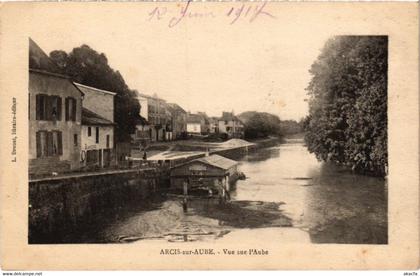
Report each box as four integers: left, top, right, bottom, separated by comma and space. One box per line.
197, 112, 210, 124
220, 112, 242, 123
82, 108, 115, 126
187, 113, 202, 124
196, 154, 238, 170
166, 103, 187, 114
29, 68, 70, 80
29, 38, 59, 72
171, 154, 238, 171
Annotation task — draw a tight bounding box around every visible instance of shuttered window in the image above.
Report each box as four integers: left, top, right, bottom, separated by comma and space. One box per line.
36, 131, 47, 157
36, 94, 62, 121
96, 127, 99, 144
36, 130, 63, 157
36, 94, 46, 120
65, 97, 77, 121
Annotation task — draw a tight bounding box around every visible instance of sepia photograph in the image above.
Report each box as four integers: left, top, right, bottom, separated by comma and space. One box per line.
28, 33, 388, 245
0, 1, 418, 270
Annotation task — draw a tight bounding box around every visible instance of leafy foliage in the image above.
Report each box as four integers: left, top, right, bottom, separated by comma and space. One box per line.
279, 120, 303, 136
238, 111, 282, 139
49, 45, 140, 142
304, 36, 388, 176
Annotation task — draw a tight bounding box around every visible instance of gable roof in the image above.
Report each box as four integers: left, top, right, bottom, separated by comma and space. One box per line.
187, 113, 202, 124
82, 108, 115, 126
166, 103, 187, 114
196, 154, 238, 170
29, 38, 59, 72
220, 112, 243, 123
74, 82, 117, 96
171, 154, 238, 172
197, 112, 210, 124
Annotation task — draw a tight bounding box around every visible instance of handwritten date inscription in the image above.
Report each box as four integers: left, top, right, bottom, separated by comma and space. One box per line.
148, 1, 276, 28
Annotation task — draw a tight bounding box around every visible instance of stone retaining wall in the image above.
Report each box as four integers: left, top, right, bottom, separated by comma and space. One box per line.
29, 169, 165, 243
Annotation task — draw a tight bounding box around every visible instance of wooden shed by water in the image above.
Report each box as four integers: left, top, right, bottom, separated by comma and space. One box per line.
170, 154, 240, 199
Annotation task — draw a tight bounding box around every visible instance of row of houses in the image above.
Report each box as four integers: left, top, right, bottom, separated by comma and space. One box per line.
29, 39, 117, 175
133, 93, 245, 143
28, 38, 244, 175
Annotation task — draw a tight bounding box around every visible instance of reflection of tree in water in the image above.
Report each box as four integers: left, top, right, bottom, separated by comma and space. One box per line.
241, 147, 280, 163
303, 163, 387, 244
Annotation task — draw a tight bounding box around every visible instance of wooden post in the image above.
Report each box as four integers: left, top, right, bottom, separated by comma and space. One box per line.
225, 175, 230, 192
220, 178, 226, 204
182, 180, 188, 212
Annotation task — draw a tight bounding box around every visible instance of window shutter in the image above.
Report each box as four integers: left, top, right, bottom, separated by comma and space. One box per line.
57, 131, 63, 155
46, 132, 53, 156
72, 98, 77, 121
96, 127, 99, 143
45, 96, 51, 120
36, 131, 41, 157
65, 97, 69, 121
40, 95, 46, 120
57, 97, 62, 121
36, 95, 40, 120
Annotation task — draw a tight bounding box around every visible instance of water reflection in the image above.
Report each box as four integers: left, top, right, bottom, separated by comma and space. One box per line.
233, 140, 387, 244
41, 139, 387, 244
304, 163, 387, 244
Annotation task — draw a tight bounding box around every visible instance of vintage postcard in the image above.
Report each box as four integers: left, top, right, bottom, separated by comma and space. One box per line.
0, 1, 418, 270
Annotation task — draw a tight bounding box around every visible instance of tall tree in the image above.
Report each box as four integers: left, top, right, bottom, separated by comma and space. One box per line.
50, 45, 140, 142
304, 36, 388, 176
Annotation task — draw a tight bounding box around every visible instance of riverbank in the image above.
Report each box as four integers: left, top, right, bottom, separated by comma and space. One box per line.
29, 137, 387, 244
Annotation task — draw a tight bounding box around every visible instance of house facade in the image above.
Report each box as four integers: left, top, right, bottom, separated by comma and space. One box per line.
197, 112, 210, 134
186, 113, 202, 135
218, 112, 245, 139
209, 117, 219, 133
74, 83, 116, 168
80, 109, 115, 168
137, 93, 172, 142
29, 69, 83, 175
166, 103, 187, 139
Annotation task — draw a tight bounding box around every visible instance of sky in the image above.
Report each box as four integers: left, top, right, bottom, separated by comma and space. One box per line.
29, 3, 330, 121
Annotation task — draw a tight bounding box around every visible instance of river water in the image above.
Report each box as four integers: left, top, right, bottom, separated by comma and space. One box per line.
64, 139, 387, 244
230, 138, 387, 244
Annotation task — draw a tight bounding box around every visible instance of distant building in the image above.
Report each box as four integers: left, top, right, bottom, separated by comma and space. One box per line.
186, 112, 211, 135
74, 83, 116, 168
136, 93, 172, 142
197, 112, 210, 134
209, 117, 219, 133
218, 112, 245, 138
29, 39, 84, 176
186, 113, 203, 135
166, 103, 187, 139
